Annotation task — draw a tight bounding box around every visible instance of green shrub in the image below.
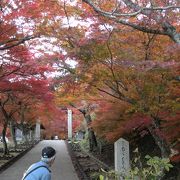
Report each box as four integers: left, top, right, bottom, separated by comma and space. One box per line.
95, 155, 173, 180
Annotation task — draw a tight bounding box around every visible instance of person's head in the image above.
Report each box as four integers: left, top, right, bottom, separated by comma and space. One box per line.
41, 146, 56, 166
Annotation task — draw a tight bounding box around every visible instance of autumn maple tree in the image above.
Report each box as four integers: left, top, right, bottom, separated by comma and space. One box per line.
52, 2, 179, 159
76, 30, 179, 156
0, 0, 81, 155
0, 0, 55, 153
0, 52, 54, 154
39, 0, 179, 159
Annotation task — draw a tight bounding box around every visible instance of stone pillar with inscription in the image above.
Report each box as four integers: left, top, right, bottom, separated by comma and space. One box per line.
35, 121, 41, 141
15, 128, 23, 141
115, 138, 130, 177
67, 109, 72, 140
29, 130, 33, 141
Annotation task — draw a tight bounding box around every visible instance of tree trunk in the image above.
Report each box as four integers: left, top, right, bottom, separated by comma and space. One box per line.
70, 103, 98, 152
2, 122, 9, 155
9, 121, 17, 150
84, 113, 97, 151
148, 116, 170, 158
88, 127, 97, 152
22, 126, 29, 144
148, 125, 170, 158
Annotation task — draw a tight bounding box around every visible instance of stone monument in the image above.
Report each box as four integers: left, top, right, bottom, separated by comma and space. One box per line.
67, 109, 72, 139
35, 121, 41, 140
115, 138, 130, 177
15, 128, 23, 141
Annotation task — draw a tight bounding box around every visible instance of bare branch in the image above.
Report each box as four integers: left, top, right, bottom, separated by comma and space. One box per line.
0, 67, 21, 80
0, 35, 38, 50
83, 0, 180, 17
82, 0, 180, 43
92, 84, 135, 104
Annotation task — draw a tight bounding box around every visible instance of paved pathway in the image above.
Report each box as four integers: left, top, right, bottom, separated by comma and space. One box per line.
0, 140, 79, 180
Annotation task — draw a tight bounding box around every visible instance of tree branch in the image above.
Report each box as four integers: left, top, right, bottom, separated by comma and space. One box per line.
0, 35, 39, 50
82, 0, 180, 43
94, 85, 135, 104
